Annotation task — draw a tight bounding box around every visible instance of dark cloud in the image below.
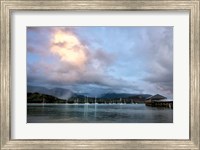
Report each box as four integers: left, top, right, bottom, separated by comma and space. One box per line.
27, 27, 173, 98
138, 27, 173, 97
93, 49, 116, 66
27, 59, 142, 96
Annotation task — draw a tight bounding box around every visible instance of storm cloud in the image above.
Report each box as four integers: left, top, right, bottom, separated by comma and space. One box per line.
27, 27, 173, 98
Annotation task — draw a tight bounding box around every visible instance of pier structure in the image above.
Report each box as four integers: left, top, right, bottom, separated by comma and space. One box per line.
145, 94, 173, 108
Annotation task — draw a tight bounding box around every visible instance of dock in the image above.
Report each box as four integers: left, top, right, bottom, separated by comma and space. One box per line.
145, 94, 173, 109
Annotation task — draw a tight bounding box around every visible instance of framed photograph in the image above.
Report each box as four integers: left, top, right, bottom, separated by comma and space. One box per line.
0, 0, 199, 149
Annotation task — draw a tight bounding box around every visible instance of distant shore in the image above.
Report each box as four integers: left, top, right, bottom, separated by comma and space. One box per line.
27, 92, 147, 104
27, 103, 144, 105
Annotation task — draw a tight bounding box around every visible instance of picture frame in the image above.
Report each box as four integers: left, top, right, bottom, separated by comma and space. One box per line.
0, 0, 199, 149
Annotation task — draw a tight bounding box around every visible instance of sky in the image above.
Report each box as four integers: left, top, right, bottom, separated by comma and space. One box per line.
27, 26, 173, 98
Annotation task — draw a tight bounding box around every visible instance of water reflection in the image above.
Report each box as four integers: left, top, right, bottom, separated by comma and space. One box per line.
27, 104, 173, 123
94, 104, 97, 119
84, 104, 88, 119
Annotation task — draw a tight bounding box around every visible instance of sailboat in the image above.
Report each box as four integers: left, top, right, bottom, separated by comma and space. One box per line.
85, 96, 89, 105
42, 97, 45, 106
55, 97, 58, 105
75, 98, 78, 105
95, 97, 97, 105
120, 98, 123, 105
65, 98, 68, 104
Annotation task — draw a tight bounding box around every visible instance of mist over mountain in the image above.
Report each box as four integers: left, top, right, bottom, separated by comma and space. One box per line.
27, 86, 73, 99
100, 93, 151, 99
27, 85, 151, 100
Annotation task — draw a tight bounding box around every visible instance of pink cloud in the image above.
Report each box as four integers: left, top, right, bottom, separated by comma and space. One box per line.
50, 29, 88, 69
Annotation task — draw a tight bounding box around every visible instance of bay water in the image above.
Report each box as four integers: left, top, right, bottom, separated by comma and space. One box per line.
27, 104, 173, 123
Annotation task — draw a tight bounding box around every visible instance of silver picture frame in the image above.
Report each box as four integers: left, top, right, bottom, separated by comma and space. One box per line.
0, 0, 199, 149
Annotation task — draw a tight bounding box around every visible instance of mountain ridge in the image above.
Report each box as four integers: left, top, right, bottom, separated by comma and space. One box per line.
27, 85, 73, 99
27, 85, 151, 99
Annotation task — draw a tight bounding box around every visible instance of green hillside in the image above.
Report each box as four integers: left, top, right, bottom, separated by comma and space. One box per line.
27, 92, 66, 103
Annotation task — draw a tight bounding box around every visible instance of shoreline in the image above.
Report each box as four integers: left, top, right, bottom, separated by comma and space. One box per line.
27, 103, 144, 105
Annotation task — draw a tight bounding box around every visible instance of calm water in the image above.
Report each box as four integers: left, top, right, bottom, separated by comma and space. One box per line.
27, 104, 173, 123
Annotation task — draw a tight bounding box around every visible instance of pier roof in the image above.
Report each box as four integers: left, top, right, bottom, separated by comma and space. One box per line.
146, 94, 166, 100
